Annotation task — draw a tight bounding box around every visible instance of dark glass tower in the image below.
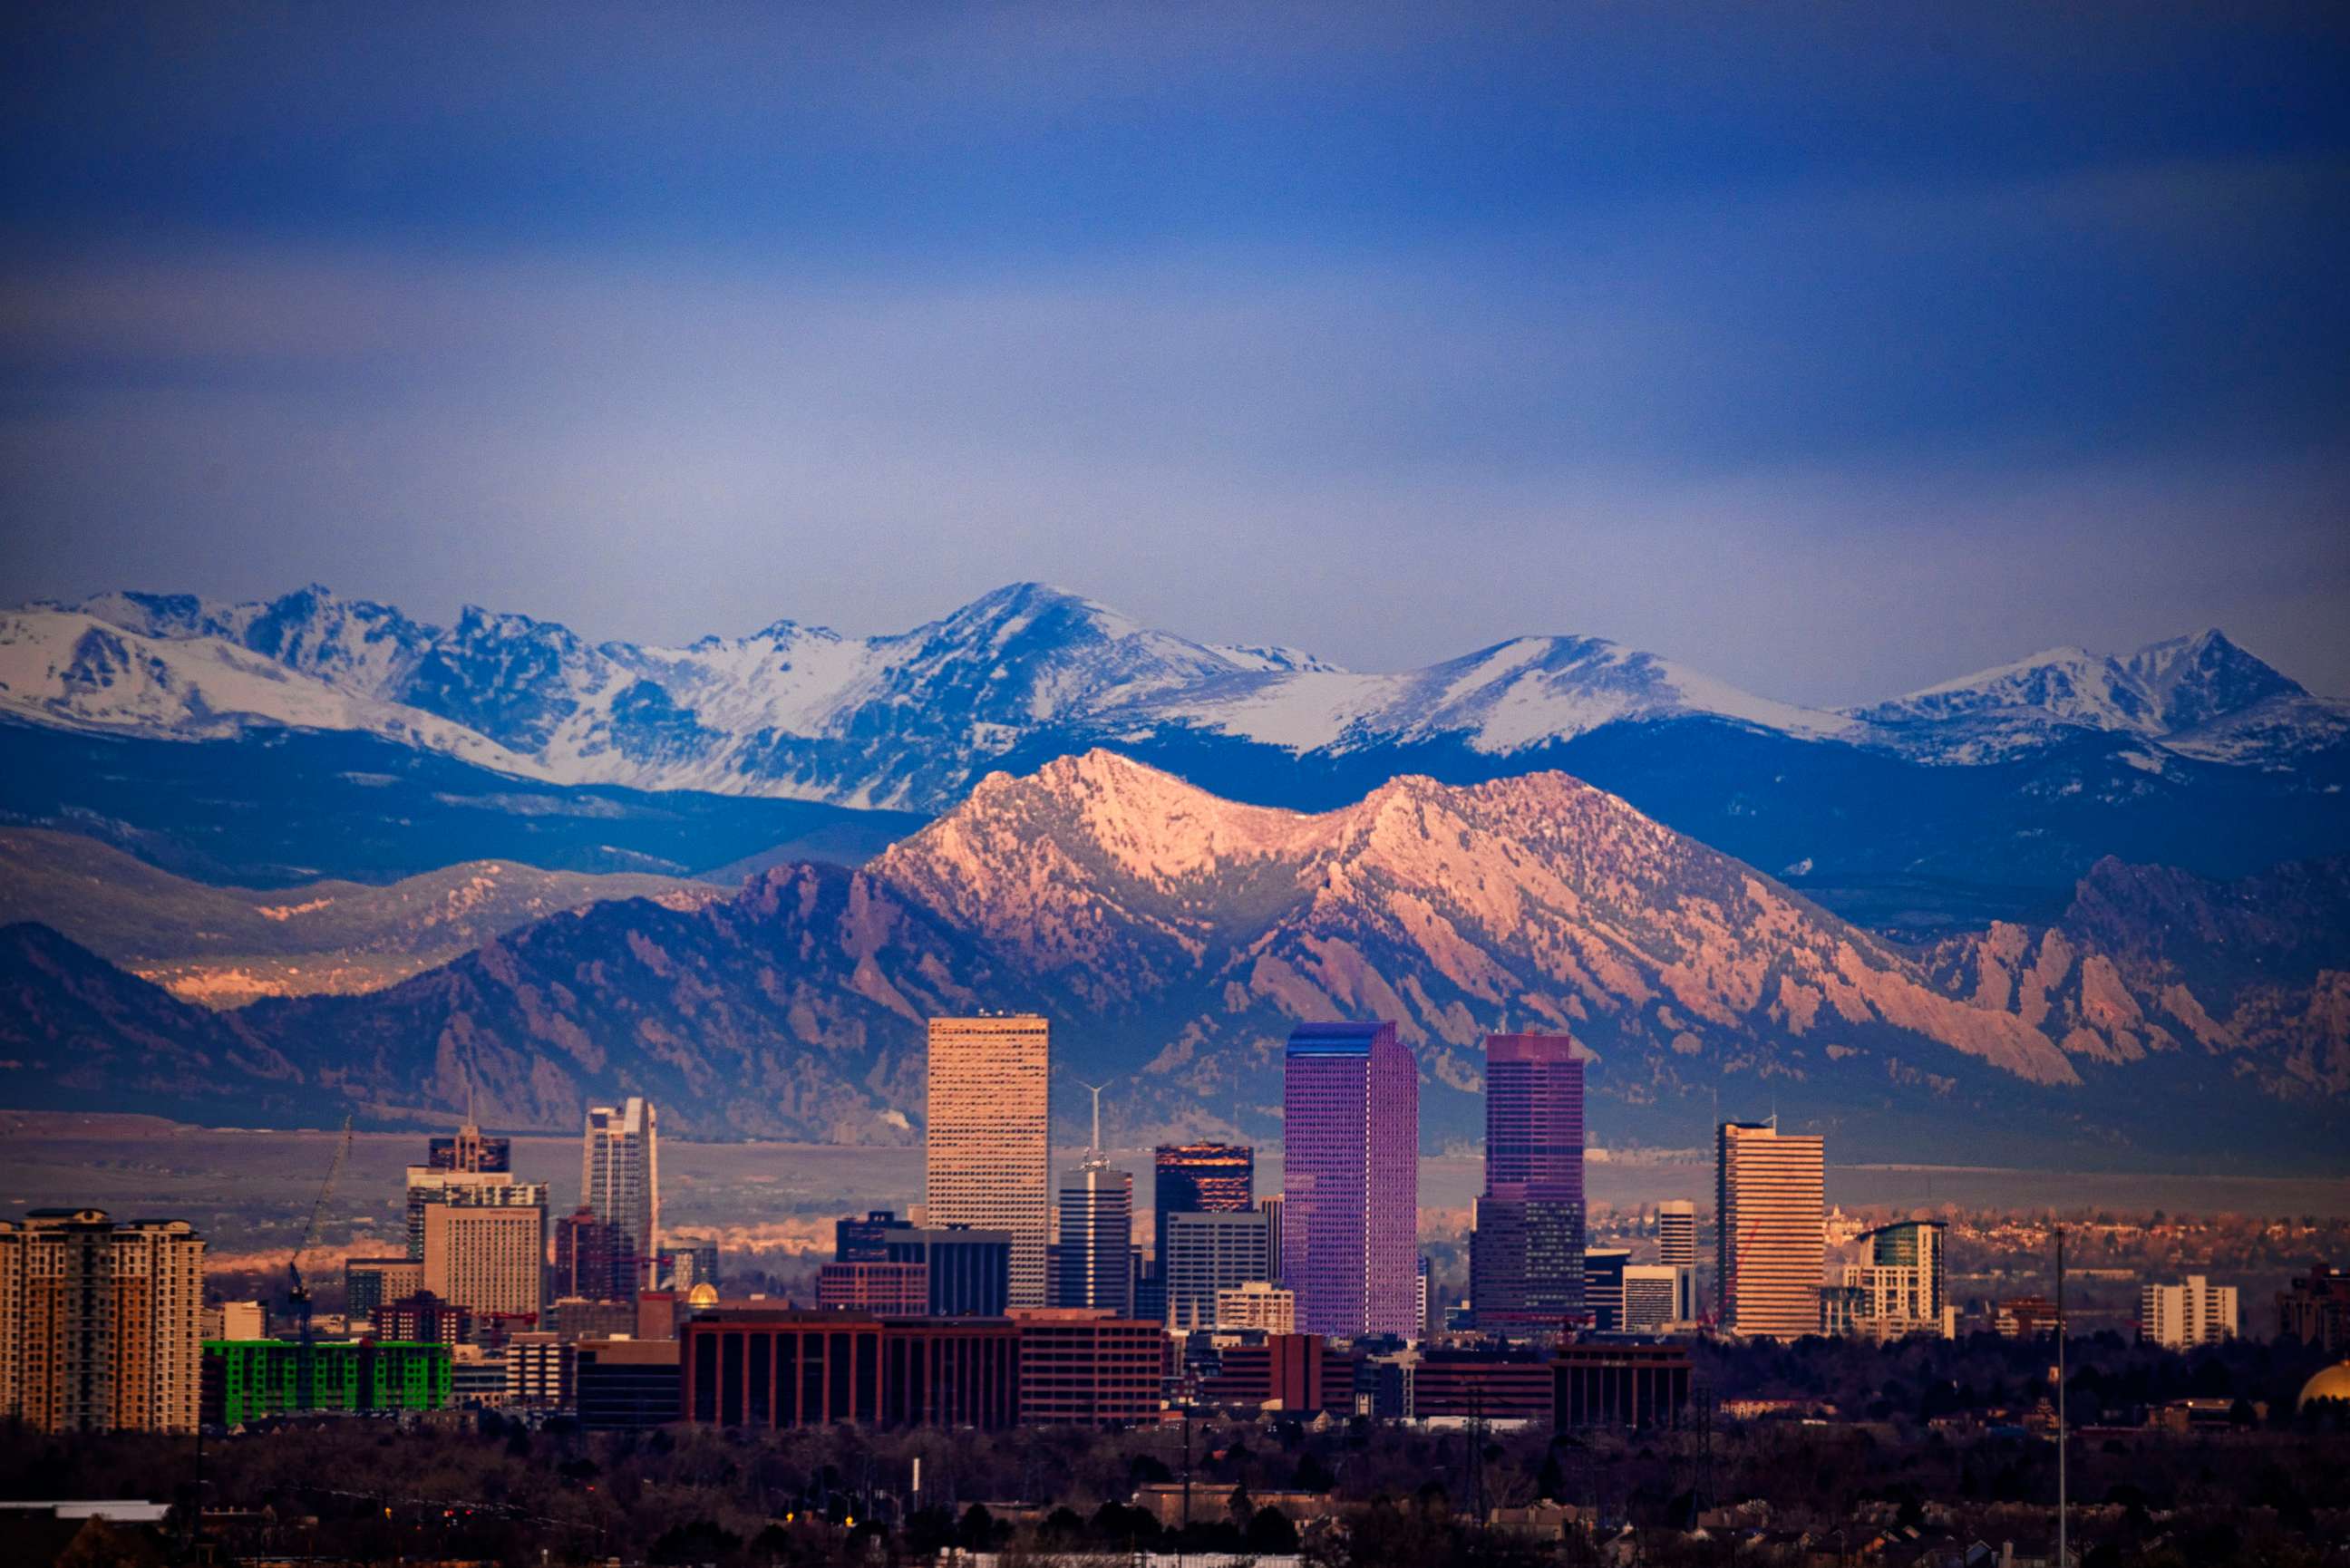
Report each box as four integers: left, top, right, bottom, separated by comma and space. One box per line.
1151, 1142, 1255, 1277
1470, 1032, 1587, 1329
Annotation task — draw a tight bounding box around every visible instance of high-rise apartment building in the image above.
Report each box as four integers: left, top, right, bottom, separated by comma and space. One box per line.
1656, 1201, 1695, 1268
1152, 1143, 1254, 1280
422, 1195, 548, 1321
926, 1014, 1051, 1307
1163, 1211, 1272, 1330
2141, 1275, 2238, 1349
1056, 1164, 1134, 1315
583, 1099, 659, 1288
0, 1210, 205, 1434
1715, 1121, 1825, 1341
554, 1207, 640, 1302
1471, 1033, 1587, 1329
1829, 1220, 1952, 1341
1282, 1020, 1418, 1338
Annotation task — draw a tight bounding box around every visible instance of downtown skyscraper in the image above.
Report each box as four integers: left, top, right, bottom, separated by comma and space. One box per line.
1716, 1120, 1825, 1340
1282, 1020, 1418, 1338
583, 1099, 659, 1287
1470, 1033, 1587, 1329
926, 1013, 1052, 1307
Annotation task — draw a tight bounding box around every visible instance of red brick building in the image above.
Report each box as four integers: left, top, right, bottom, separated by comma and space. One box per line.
1009, 1308, 1165, 1428
1197, 1332, 1357, 1416
680, 1309, 1016, 1429
816, 1262, 930, 1316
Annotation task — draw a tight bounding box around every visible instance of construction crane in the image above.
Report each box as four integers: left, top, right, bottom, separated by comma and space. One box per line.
287, 1117, 354, 1413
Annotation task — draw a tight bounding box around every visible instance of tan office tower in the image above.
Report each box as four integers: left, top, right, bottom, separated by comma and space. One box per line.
423, 1193, 549, 1320
0, 1210, 205, 1433
927, 1013, 1051, 1307
583, 1099, 660, 1283
1716, 1122, 1825, 1341
1657, 1200, 1696, 1267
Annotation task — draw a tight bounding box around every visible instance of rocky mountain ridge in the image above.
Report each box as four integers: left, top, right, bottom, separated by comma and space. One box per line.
2, 754, 2340, 1164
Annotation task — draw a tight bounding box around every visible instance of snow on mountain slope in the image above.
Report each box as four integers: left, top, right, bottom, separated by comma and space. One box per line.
0, 609, 554, 778
30, 583, 2339, 808
1851, 629, 2338, 763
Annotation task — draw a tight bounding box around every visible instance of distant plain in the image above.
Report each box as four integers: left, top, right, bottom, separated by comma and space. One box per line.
5, 1114, 2344, 1267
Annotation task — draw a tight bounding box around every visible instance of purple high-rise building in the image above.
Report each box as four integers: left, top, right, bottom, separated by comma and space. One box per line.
1471, 1032, 1587, 1328
1282, 1020, 1419, 1338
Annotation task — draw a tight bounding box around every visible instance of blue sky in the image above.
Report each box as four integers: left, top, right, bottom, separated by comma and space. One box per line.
3, 4, 2345, 702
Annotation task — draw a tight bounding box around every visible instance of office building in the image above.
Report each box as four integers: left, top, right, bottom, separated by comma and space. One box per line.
1656, 1201, 1695, 1268
1471, 1034, 1586, 1331
205, 1300, 268, 1341
835, 1211, 898, 1263
2142, 1275, 2238, 1350
1578, 1247, 1629, 1331
1163, 1211, 1271, 1330
1055, 1163, 1134, 1315
449, 1346, 510, 1407
583, 1099, 659, 1287
1417, 1255, 1432, 1341
545, 1296, 638, 1341
1621, 1264, 1697, 1332
374, 1291, 472, 1346
665, 1240, 720, 1293
403, 1168, 538, 1259
681, 1309, 1020, 1429
926, 1014, 1052, 1308
1283, 1020, 1418, 1338
1715, 1121, 1825, 1341
1554, 1343, 1693, 1429
1197, 1333, 1359, 1416
428, 1120, 510, 1174
0, 1211, 205, 1435
1830, 1220, 1953, 1341
1010, 1308, 1163, 1428
1152, 1143, 1255, 1283
1996, 1296, 2060, 1338
2279, 1265, 2350, 1351
816, 1262, 930, 1315
1413, 1348, 1559, 1422
877, 1224, 1013, 1317
506, 1333, 574, 1407
201, 1339, 449, 1425
575, 1338, 679, 1429
422, 1200, 546, 1321
344, 1257, 422, 1321
1259, 1195, 1285, 1284
1216, 1281, 1296, 1333
553, 1208, 639, 1302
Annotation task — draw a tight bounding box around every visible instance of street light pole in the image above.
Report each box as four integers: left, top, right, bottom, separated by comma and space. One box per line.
2056, 1223, 2068, 1568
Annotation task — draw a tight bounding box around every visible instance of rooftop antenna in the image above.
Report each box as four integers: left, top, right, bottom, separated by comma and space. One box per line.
1078, 1079, 1112, 1167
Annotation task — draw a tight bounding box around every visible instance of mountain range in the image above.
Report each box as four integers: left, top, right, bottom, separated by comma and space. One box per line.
0, 828, 724, 1007
3, 752, 2340, 1166
5, 583, 2346, 931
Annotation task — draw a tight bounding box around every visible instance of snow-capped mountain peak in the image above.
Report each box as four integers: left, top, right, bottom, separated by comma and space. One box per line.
1851, 628, 2331, 764
11, 583, 2340, 806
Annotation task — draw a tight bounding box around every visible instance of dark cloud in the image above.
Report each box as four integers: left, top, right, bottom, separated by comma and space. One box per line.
1, 5, 2345, 702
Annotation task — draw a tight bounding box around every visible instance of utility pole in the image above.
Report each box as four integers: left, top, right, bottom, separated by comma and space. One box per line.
2056, 1222, 2068, 1568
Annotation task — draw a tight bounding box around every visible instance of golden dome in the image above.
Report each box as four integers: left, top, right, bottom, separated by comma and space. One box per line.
687, 1282, 721, 1308
2297, 1361, 2350, 1410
